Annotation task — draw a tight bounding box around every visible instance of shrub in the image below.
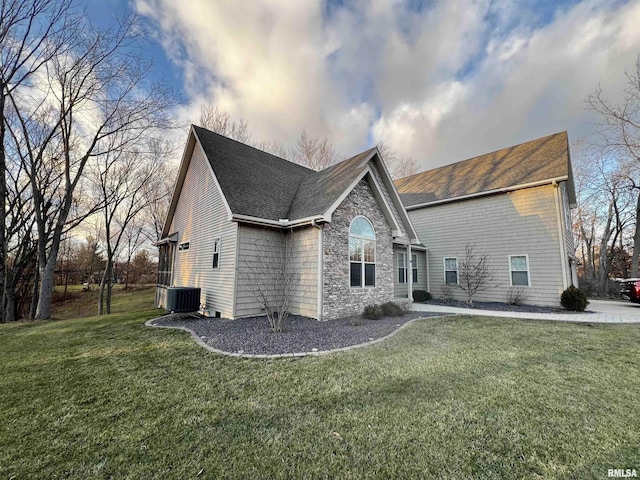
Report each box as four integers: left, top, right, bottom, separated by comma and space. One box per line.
413, 290, 431, 302
441, 283, 454, 304
505, 287, 528, 306
560, 285, 589, 311
381, 301, 406, 317
362, 304, 383, 320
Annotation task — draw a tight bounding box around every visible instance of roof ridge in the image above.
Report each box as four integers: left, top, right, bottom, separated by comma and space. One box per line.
192, 124, 315, 175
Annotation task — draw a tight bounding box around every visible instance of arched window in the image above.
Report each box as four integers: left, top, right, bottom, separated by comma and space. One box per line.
349, 216, 375, 287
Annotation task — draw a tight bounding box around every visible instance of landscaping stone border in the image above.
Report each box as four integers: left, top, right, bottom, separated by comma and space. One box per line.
144, 315, 444, 359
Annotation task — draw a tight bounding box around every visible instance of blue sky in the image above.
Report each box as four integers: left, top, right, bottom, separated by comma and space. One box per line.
83, 0, 640, 171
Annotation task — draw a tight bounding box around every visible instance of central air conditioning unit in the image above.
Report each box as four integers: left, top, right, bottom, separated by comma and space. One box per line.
165, 287, 201, 313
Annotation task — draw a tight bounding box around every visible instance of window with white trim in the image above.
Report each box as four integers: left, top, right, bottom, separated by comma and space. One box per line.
349, 216, 375, 287
509, 255, 530, 286
398, 252, 407, 284
444, 257, 458, 284
178, 241, 190, 251
412, 254, 418, 283
212, 238, 220, 269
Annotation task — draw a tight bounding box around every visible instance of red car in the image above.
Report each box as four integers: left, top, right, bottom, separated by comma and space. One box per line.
620, 278, 640, 303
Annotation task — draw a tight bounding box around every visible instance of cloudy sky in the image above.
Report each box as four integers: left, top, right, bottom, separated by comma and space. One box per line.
88, 0, 640, 171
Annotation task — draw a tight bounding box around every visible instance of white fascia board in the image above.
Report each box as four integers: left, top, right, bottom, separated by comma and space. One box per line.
404, 176, 570, 211
369, 149, 420, 241
230, 213, 325, 229
357, 149, 379, 168
322, 166, 408, 237
322, 168, 370, 223
366, 166, 402, 233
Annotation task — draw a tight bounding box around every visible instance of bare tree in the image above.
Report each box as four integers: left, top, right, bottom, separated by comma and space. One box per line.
588, 55, 640, 276
140, 139, 176, 243
0, 0, 76, 320
8, 14, 178, 319
572, 142, 634, 294
253, 139, 288, 159
242, 234, 301, 332
288, 130, 340, 171
121, 217, 146, 290
376, 141, 418, 179
457, 244, 496, 306
198, 104, 251, 144
92, 145, 163, 314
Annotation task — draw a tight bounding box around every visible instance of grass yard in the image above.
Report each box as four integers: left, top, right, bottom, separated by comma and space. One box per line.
51, 284, 156, 320
1, 295, 639, 479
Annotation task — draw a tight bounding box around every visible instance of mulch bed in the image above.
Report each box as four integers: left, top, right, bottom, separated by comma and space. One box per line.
422, 299, 579, 314
151, 311, 445, 355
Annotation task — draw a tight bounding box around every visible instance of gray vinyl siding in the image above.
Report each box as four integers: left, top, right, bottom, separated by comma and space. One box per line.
393, 247, 428, 298
409, 184, 565, 307
287, 227, 319, 318
234, 226, 284, 318
234, 225, 320, 318
168, 144, 237, 318
413, 251, 428, 291
393, 247, 409, 298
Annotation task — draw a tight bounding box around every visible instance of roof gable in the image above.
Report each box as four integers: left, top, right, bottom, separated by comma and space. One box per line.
286, 148, 375, 220
161, 126, 419, 242
395, 132, 575, 208
193, 125, 312, 220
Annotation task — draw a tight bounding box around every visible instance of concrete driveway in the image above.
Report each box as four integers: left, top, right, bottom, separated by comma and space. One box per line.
413, 298, 640, 324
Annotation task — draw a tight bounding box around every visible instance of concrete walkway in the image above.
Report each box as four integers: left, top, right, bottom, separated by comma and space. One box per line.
413, 299, 640, 324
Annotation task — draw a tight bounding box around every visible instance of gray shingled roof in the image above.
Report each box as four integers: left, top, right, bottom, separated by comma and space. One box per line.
193, 125, 375, 222
286, 148, 375, 220
395, 132, 572, 207
193, 126, 312, 220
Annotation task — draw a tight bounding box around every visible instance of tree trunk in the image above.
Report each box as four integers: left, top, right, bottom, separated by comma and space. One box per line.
4, 286, 16, 323
106, 282, 113, 314
35, 257, 57, 319
98, 265, 108, 315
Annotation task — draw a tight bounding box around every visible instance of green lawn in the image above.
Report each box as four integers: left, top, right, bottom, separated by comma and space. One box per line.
1, 297, 639, 479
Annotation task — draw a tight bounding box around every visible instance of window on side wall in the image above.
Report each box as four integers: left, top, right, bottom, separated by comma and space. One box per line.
398, 252, 407, 284
349, 216, 376, 287
509, 255, 530, 287
178, 241, 189, 251
444, 257, 458, 284
212, 238, 220, 269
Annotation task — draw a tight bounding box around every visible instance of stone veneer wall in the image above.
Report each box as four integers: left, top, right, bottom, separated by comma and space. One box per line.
322, 178, 394, 320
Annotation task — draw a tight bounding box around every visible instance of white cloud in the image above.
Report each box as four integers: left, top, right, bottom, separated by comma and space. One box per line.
136, 0, 640, 171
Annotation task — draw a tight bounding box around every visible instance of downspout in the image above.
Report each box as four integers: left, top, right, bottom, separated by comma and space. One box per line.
426, 248, 430, 294
312, 219, 323, 320
407, 244, 413, 302
553, 181, 569, 290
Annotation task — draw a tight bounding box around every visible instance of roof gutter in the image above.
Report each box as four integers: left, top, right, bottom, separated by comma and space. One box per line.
404, 176, 569, 210
230, 213, 327, 229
